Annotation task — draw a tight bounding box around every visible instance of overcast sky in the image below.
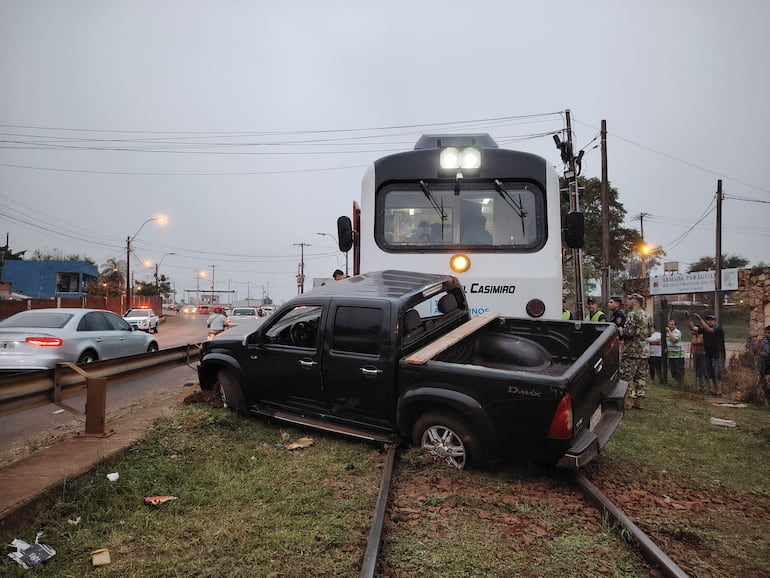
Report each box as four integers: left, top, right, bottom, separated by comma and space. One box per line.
1, 1, 768, 304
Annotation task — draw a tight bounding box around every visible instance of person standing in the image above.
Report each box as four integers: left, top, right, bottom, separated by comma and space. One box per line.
584, 298, 607, 322
689, 319, 708, 392
647, 327, 662, 382
562, 297, 573, 320
608, 296, 626, 329
619, 293, 652, 409
666, 319, 685, 387
753, 326, 770, 384
689, 313, 725, 396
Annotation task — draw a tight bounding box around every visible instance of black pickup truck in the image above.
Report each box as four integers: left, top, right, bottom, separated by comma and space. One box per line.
198, 270, 625, 469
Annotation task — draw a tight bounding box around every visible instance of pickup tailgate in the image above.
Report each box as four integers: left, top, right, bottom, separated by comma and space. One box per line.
557, 322, 624, 468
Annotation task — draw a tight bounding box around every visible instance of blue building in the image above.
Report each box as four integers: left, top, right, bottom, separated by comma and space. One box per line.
0, 260, 98, 298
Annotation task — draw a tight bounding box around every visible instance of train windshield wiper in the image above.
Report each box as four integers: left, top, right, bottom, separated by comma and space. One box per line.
419, 180, 448, 225
494, 179, 527, 236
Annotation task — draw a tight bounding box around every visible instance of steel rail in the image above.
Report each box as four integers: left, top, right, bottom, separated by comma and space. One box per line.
0, 344, 201, 416
360, 444, 397, 578
573, 471, 690, 578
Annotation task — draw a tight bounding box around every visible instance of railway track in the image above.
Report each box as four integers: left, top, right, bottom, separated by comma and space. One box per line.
359, 450, 689, 578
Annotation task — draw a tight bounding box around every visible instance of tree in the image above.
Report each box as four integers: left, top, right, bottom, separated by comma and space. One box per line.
134, 274, 171, 298
687, 254, 749, 273
561, 176, 653, 298
86, 258, 126, 296
560, 177, 643, 272
30, 248, 95, 264
0, 243, 25, 263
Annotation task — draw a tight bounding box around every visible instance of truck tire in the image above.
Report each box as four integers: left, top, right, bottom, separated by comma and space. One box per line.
217, 369, 247, 415
412, 410, 485, 470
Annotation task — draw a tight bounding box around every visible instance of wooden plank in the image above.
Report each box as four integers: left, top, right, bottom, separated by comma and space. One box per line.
405, 312, 499, 365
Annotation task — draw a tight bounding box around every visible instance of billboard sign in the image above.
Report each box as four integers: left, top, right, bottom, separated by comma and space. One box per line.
649, 268, 738, 295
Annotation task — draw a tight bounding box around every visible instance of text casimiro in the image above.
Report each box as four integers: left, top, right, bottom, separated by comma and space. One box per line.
466, 283, 517, 294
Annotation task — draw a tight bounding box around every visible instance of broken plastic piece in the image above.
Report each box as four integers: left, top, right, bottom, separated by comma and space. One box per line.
709, 417, 736, 427
144, 495, 178, 506
8, 533, 56, 569
106, 472, 119, 482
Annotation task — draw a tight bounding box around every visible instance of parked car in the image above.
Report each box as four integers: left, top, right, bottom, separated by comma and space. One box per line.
198, 271, 624, 470
123, 307, 159, 333
0, 308, 159, 374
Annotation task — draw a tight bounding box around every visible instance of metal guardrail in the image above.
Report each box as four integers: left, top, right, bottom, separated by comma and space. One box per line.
0, 344, 201, 417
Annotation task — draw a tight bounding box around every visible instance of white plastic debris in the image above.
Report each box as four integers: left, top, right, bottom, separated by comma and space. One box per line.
8, 533, 56, 569
106, 472, 119, 482
709, 417, 736, 427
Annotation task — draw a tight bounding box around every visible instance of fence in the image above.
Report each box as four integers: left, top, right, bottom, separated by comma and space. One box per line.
0, 295, 162, 320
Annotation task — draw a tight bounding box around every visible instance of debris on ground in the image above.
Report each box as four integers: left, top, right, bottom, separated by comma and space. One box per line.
285, 437, 314, 451
106, 472, 119, 482
709, 417, 737, 427
91, 548, 111, 566
144, 495, 178, 506
7, 533, 56, 569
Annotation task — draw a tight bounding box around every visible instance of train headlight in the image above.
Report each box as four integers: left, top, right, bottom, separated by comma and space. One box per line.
461, 147, 481, 169
450, 254, 471, 273
440, 147, 460, 169
440, 146, 481, 170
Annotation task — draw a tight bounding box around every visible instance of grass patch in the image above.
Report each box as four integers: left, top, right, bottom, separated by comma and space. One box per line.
1, 407, 381, 577
2, 388, 769, 576
605, 382, 770, 495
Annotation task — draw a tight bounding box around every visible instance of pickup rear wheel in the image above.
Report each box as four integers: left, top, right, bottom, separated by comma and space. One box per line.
412, 411, 484, 470
217, 369, 247, 415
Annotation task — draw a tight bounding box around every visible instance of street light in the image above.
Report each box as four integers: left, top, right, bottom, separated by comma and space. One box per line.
154, 252, 177, 296
126, 215, 167, 305
317, 232, 348, 276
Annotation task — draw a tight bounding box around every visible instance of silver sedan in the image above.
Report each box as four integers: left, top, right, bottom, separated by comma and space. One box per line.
0, 308, 159, 373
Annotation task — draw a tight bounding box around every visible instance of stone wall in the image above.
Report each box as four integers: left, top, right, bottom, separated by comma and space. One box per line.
739, 267, 770, 335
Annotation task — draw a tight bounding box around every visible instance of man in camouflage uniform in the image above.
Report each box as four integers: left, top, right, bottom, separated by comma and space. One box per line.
619, 293, 652, 409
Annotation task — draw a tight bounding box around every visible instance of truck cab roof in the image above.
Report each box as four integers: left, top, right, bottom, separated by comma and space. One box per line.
300, 270, 463, 309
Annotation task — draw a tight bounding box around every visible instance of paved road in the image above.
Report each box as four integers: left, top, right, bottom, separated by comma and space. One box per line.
0, 314, 209, 468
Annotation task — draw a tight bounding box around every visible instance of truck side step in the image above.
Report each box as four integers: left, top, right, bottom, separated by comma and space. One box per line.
252, 406, 398, 444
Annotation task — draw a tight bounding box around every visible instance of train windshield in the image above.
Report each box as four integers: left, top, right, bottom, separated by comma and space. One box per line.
377, 181, 545, 251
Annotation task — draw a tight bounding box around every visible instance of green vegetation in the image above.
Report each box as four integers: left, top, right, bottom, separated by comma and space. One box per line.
2, 387, 769, 577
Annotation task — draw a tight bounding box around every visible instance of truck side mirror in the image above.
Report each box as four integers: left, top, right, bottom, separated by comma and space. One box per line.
337, 216, 353, 252
563, 211, 584, 249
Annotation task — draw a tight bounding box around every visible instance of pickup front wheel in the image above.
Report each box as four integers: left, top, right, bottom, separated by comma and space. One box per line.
412, 410, 484, 470
217, 369, 247, 415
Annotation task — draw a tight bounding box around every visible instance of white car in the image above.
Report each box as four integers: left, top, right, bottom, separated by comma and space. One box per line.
123, 307, 159, 333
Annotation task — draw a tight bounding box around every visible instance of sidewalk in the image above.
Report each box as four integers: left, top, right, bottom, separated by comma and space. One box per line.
0, 384, 191, 523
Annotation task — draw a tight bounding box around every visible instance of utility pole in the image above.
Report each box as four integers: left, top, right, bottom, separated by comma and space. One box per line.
635, 212, 650, 280
600, 119, 609, 304
126, 236, 132, 306
294, 243, 309, 294
210, 265, 216, 305
565, 110, 586, 319
715, 179, 723, 321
